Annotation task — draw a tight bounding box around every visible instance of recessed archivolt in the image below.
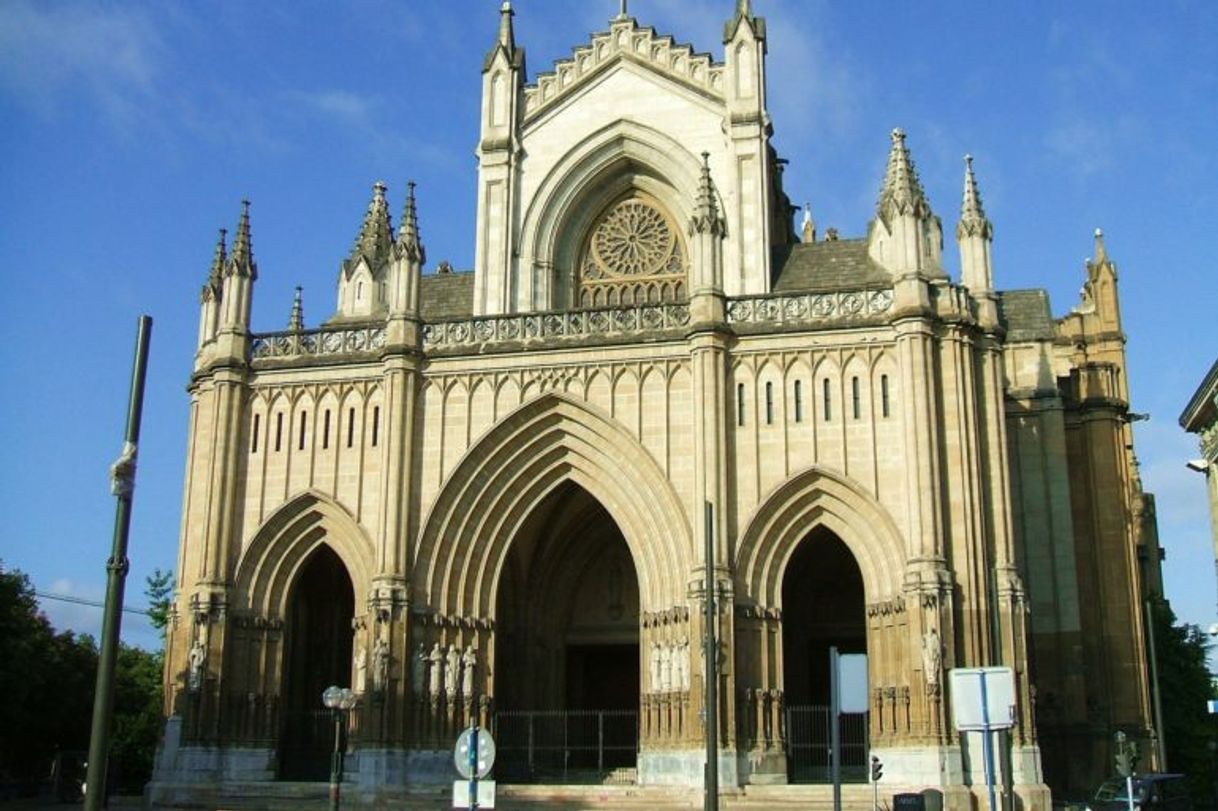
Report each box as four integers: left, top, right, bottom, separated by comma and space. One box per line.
519, 120, 717, 308
234, 490, 374, 619
735, 466, 906, 609
415, 392, 692, 618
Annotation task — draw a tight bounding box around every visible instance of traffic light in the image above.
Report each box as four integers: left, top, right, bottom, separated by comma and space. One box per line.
871, 755, 883, 782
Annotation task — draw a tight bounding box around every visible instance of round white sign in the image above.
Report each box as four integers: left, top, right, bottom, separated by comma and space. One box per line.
453, 727, 496, 780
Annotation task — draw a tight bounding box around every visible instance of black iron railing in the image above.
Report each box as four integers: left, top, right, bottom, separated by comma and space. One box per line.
493, 710, 638, 785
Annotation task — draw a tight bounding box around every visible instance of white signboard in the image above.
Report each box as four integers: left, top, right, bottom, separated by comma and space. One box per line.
949, 667, 1015, 731
452, 780, 496, 808
837, 653, 869, 714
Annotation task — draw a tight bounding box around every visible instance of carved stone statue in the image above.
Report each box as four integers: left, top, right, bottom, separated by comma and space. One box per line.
659, 642, 673, 692
412, 643, 427, 699
461, 645, 477, 697
650, 640, 662, 692
444, 644, 460, 697
188, 639, 207, 692
353, 642, 367, 693
676, 637, 690, 691
428, 642, 443, 697
922, 627, 942, 686
372, 637, 390, 693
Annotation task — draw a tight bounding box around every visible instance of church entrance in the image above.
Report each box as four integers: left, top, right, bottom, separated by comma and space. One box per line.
781, 529, 868, 784
278, 545, 355, 781
494, 483, 641, 784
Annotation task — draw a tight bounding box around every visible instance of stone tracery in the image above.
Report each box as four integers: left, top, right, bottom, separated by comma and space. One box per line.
579, 195, 687, 307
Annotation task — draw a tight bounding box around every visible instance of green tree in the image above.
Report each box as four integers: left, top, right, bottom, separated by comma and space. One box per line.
1150, 599, 1216, 804
0, 562, 94, 787
143, 568, 174, 638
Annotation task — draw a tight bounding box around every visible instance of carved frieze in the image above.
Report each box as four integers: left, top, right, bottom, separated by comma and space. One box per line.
727, 288, 893, 327
251, 325, 386, 361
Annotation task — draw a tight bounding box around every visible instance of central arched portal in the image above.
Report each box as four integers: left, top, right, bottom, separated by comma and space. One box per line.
494, 482, 641, 783
782, 528, 868, 784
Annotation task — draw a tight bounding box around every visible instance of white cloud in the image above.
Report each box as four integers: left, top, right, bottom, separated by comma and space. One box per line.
0, 0, 162, 128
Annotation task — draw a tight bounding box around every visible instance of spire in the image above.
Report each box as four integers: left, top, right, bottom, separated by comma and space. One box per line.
724, 0, 764, 43
203, 228, 227, 297
690, 152, 724, 235
801, 203, 817, 243
396, 181, 426, 265
288, 286, 304, 331
877, 128, 931, 226
498, 1, 516, 48
956, 154, 993, 241
227, 200, 257, 279
616, 0, 629, 20
348, 181, 395, 275
1094, 227, 1108, 264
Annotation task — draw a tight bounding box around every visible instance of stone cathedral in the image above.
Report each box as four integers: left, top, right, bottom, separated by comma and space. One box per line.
149, 2, 1163, 808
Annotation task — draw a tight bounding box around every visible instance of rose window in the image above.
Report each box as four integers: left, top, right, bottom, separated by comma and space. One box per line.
583, 198, 687, 281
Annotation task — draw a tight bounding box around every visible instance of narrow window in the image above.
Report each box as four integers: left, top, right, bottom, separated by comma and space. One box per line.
794, 380, 803, 423
323, 409, 331, 449
251, 414, 260, 454
298, 411, 307, 450
372, 406, 380, 447
737, 383, 745, 427
822, 379, 832, 421
347, 408, 356, 448
275, 412, 283, 452
852, 377, 861, 420
765, 382, 774, 425
881, 375, 890, 418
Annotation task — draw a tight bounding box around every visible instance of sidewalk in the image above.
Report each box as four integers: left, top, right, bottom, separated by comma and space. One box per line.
0, 797, 142, 811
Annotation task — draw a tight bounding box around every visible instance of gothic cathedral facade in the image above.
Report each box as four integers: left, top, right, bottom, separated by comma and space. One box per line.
150, 3, 1161, 808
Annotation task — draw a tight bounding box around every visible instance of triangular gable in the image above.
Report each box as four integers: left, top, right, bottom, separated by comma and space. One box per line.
523, 18, 724, 122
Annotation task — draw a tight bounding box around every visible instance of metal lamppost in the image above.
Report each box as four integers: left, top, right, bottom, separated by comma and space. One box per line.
322, 686, 358, 811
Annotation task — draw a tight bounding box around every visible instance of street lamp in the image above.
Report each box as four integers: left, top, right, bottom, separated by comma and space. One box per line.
322, 686, 358, 811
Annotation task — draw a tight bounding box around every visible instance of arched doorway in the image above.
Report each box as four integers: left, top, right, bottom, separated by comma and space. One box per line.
279, 545, 354, 780
494, 482, 641, 783
782, 528, 867, 784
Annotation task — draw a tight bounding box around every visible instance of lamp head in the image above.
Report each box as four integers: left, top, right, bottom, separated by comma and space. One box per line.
1186, 459, 1209, 473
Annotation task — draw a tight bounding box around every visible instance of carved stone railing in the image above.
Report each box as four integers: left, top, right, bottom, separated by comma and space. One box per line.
250, 289, 895, 360
727, 288, 894, 327
251, 325, 386, 360
422, 302, 691, 350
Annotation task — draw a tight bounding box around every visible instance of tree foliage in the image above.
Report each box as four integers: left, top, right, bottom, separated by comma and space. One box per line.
0, 562, 163, 794
1150, 599, 1216, 804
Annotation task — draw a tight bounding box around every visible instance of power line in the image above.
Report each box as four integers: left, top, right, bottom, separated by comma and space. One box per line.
35, 590, 151, 617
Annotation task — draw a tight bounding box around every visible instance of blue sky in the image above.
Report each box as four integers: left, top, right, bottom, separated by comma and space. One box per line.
1, 0, 1215, 653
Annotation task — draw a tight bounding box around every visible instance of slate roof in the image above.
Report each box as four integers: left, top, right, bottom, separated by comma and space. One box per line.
997, 289, 1057, 342
772, 239, 891, 292
420, 271, 475, 320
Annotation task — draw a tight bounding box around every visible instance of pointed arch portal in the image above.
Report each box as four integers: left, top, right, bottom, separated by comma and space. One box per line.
278, 545, 354, 781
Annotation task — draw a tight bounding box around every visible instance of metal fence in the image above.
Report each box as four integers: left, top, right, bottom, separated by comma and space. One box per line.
493, 710, 638, 785
785, 705, 870, 784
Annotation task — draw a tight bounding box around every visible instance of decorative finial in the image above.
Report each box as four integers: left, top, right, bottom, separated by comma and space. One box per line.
348, 181, 395, 272
397, 180, 425, 265
1094, 227, 1108, 263
228, 200, 257, 279
498, 0, 516, 47
801, 202, 817, 243
690, 152, 723, 235
289, 286, 304, 332
877, 128, 930, 224
957, 153, 992, 241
